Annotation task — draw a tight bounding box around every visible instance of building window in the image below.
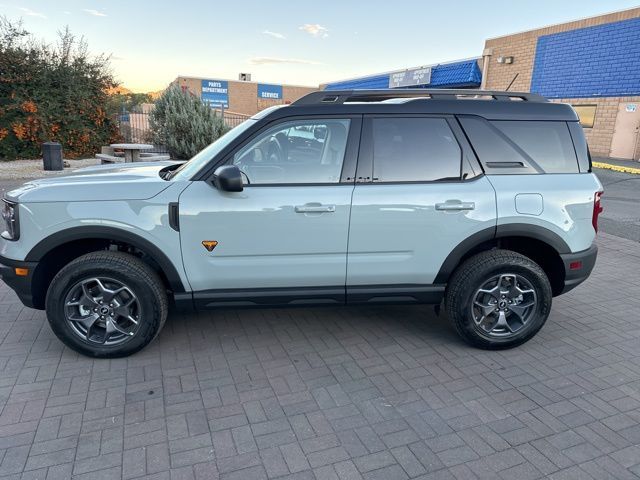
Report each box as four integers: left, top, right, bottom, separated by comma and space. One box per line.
572, 105, 597, 128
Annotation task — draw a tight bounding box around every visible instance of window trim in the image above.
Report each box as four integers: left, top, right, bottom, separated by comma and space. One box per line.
209, 114, 362, 187
356, 114, 469, 185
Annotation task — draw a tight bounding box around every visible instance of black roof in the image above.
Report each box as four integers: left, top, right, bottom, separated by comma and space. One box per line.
269, 89, 579, 122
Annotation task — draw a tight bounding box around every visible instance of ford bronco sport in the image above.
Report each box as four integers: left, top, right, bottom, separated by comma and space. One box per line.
0, 89, 603, 357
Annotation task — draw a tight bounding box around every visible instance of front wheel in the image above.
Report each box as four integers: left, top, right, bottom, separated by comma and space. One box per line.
445, 250, 552, 349
46, 251, 168, 358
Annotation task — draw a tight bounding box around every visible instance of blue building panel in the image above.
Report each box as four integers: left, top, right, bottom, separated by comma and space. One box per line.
531, 17, 640, 98
324, 60, 481, 90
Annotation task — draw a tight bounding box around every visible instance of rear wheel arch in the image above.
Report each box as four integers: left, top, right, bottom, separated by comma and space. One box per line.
26, 226, 185, 309
437, 225, 568, 296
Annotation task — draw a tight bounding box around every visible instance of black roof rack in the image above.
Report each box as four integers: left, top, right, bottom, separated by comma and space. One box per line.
292, 89, 546, 106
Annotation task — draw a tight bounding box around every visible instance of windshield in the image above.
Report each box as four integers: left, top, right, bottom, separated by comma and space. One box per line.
170, 119, 257, 180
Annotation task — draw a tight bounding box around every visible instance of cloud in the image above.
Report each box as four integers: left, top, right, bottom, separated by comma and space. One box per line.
299, 24, 328, 38
83, 8, 107, 17
63, 11, 71, 15
262, 30, 286, 40
18, 7, 46, 18
248, 56, 322, 66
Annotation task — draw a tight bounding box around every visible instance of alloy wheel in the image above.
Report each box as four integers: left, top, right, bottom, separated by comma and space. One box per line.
64, 277, 141, 345
471, 273, 537, 338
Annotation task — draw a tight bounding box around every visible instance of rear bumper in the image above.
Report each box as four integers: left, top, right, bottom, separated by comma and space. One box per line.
0, 255, 38, 308
559, 243, 598, 294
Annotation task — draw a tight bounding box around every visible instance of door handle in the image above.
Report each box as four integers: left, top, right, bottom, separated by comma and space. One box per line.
435, 201, 475, 211
294, 204, 336, 213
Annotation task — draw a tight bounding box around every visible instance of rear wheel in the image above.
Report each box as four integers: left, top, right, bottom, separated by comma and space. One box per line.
445, 250, 552, 349
46, 251, 168, 358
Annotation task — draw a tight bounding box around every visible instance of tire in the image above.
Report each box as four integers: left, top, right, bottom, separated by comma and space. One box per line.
45, 251, 168, 358
445, 249, 552, 350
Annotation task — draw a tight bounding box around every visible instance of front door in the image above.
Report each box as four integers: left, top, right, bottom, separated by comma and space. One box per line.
179, 117, 360, 305
346, 116, 497, 300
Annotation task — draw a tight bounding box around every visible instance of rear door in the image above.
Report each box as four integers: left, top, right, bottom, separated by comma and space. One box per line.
346, 115, 497, 301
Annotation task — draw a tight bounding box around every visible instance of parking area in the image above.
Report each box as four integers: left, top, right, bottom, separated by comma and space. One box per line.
0, 230, 639, 480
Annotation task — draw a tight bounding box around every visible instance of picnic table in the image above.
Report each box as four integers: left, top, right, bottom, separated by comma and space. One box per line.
110, 143, 154, 163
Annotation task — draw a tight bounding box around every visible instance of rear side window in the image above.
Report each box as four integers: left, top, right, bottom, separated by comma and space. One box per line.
567, 122, 591, 172
371, 117, 461, 182
491, 121, 579, 173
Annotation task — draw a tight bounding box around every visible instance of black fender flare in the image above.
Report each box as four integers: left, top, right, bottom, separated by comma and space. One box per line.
434, 223, 570, 284
25, 226, 186, 292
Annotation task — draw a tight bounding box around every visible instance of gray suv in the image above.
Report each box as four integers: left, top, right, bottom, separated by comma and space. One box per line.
0, 89, 603, 357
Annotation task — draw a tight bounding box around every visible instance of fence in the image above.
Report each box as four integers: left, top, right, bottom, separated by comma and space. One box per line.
113, 108, 251, 155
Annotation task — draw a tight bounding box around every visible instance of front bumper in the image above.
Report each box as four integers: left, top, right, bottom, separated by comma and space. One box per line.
559, 243, 598, 294
0, 255, 38, 308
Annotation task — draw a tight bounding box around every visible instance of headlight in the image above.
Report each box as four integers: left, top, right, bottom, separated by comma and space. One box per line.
1, 199, 19, 241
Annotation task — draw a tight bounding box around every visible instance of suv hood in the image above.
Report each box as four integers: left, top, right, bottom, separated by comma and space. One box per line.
6, 161, 182, 203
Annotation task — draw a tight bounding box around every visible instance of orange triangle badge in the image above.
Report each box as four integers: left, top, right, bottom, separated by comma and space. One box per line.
202, 240, 218, 252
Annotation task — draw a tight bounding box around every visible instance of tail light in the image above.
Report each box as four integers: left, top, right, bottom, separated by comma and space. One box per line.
592, 190, 604, 233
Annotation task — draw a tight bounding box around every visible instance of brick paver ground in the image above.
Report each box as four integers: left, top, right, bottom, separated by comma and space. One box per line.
1, 232, 639, 480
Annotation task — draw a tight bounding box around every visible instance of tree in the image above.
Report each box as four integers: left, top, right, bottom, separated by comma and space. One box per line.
0, 17, 118, 160
149, 85, 229, 160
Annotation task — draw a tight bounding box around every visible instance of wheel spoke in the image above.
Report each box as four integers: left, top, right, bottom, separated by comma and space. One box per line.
103, 286, 130, 304
508, 301, 535, 321
68, 312, 99, 328
478, 284, 500, 300
106, 318, 133, 337
477, 314, 498, 332
474, 300, 495, 317
78, 282, 99, 307
492, 311, 511, 333
517, 287, 535, 295
92, 278, 108, 294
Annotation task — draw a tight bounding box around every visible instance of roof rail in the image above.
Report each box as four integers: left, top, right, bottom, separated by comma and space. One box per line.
292, 89, 547, 106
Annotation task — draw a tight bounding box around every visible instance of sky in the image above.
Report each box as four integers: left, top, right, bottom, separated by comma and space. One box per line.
2, 0, 640, 92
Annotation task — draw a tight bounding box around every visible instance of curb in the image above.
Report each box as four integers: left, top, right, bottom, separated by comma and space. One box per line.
592, 161, 640, 175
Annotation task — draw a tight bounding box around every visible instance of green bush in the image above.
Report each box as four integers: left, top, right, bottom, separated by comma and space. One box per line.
150, 85, 229, 160
0, 17, 119, 160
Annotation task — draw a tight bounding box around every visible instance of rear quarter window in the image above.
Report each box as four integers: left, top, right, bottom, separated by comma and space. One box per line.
491, 121, 579, 174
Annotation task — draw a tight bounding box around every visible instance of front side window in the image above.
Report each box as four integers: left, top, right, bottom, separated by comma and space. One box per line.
371, 117, 461, 182
233, 119, 350, 184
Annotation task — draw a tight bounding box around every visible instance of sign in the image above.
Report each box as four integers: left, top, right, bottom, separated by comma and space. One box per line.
388, 67, 432, 88
626, 104, 637, 113
258, 84, 283, 100
201, 79, 228, 108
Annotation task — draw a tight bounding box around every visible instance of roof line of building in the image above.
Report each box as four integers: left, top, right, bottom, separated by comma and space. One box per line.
485, 5, 640, 40
175, 75, 316, 89
320, 56, 481, 86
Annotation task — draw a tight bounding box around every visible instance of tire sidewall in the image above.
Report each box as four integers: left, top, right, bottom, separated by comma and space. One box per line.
453, 261, 552, 348
46, 262, 162, 357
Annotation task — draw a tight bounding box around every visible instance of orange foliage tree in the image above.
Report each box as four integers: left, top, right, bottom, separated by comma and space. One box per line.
0, 17, 119, 160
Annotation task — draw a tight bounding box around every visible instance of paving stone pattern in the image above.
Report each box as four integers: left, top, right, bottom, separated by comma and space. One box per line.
1, 232, 639, 479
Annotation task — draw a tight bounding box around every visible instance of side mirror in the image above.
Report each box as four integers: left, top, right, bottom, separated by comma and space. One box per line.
212, 165, 243, 192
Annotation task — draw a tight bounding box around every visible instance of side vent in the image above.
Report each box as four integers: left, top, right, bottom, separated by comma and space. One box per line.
169, 203, 180, 232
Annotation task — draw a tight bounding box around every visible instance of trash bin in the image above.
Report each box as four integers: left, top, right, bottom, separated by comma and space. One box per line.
42, 142, 63, 171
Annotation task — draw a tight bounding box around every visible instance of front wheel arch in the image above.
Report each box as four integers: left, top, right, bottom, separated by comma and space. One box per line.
27, 227, 185, 309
